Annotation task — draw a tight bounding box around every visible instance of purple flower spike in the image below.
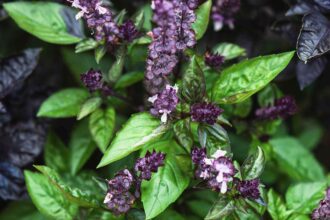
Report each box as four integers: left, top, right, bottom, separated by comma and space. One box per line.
107, 169, 134, 194
236, 179, 261, 200
80, 69, 103, 92
190, 102, 223, 125
255, 96, 297, 120
119, 20, 139, 42
135, 150, 166, 180
191, 147, 207, 165
312, 187, 330, 220
149, 84, 179, 123
205, 51, 225, 69
212, 0, 240, 31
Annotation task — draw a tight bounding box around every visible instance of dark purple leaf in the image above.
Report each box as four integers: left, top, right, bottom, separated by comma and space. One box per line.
286, 1, 319, 16
60, 7, 84, 39
0, 162, 26, 200
297, 12, 330, 62
0, 48, 41, 99
315, 0, 330, 10
0, 121, 47, 167
0, 102, 11, 126
0, 9, 8, 21
296, 57, 328, 89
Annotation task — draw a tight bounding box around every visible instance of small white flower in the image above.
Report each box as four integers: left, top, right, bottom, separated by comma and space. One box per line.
220, 181, 228, 194
203, 158, 214, 166
211, 149, 227, 159
159, 109, 170, 123
95, 2, 108, 14
148, 94, 158, 104
103, 193, 112, 203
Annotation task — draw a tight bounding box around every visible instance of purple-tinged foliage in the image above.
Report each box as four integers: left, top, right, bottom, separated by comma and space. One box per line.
212, 0, 241, 31
236, 179, 260, 200
192, 148, 235, 193
190, 102, 223, 125
255, 96, 297, 120
0, 162, 26, 200
119, 20, 140, 43
149, 84, 179, 123
135, 150, 166, 180
80, 69, 103, 92
312, 187, 330, 220
68, 0, 120, 44
204, 51, 225, 69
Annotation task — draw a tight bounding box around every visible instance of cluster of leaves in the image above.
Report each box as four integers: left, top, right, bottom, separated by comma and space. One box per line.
0, 0, 329, 220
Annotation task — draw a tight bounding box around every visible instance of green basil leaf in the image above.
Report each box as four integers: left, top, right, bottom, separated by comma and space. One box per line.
212, 51, 295, 104
205, 196, 235, 220
0, 200, 49, 220
34, 166, 104, 209
108, 45, 127, 82
98, 112, 169, 167
213, 42, 246, 60
44, 131, 69, 172
192, 0, 211, 40
77, 97, 102, 120
75, 38, 98, 53
89, 107, 116, 153
173, 119, 193, 151
24, 171, 78, 220
267, 189, 292, 220
241, 146, 265, 180
114, 71, 144, 89
69, 120, 96, 175
95, 45, 107, 64
156, 209, 186, 220
4, 2, 83, 44
182, 55, 206, 103
269, 137, 325, 181
37, 88, 89, 118
285, 182, 327, 214
141, 140, 190, 219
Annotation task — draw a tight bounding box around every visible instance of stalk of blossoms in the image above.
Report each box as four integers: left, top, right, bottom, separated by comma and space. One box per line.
212, 0, 241, 31
312, 188, 330, 220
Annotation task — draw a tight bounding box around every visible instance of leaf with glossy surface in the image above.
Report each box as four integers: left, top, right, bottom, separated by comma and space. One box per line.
141, 140, 190, 219
0, 162, 25, 200
213, 43, 246, 60
108, 45, 127, 82
98, 113, 169, 167
241, 146, 265, 180
44, 132, 69, 172
212, 51, 295, 104
37, 88, 89, 118
173, 119, 193, 151
297, 12, 330, 62
77, 97, 102, 120
0, 48, 41, 99
75, 38, 98, 53
69, 120, 96, 175
4, 2, 82, 44
267, 189, 292, 220
24, 171, 78, 220
269, 137, 325, 181
285, 182, 327, 214
192, 0, 211, 40
205, 196, 235, 220
89, 107, 115, 153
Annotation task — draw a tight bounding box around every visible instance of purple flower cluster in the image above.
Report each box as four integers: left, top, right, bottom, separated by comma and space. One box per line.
312, 188, 330, 220
148, 84, 179, 123
104, 169, 135, 215
236, 179, 260, 200
192, 147, 235, 193
135, 150, 166, 180
68, 0, 120, 44
205, 51, 225, 69
80, 69, 103, 92
119, 20, 140, 43
104, 151, 166, 215
255, 96, 297, 120
212, 0, 241, 31
145, 0, 198, 94
190, 102, 223, 125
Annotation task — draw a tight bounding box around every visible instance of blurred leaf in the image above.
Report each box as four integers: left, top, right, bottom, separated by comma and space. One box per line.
213, 43, 246, 60
285, 1, 319, 16
115, 9, 126, 25
126, 209, 146, 220
297, 12, 330, 62
89, 107, 116, 153
232, 97, 252, 118
192, 0, 212, 40
182, 55, 206, 103
212, 51, 294, 104
4, 2, 83, 44
44, 131, 69, 172
108, 45, 127, 82
315, 0, 330, 10
37, 88, 89, 118
24, 171, 78, 220
69, 120, 96, 175
141, 140, 189, 219
257, 84, 282, 107
267, 189, 292, 220
87, 209, 122, 220
0, 48, 41, 99
297, 119, 324, 150
0, 200, 48, 220
187, 200, 213, 218
156, 209, 185, 220
114, 71, 144, 89
134, 9, 145, 30
98, 113, 169, 167
269, 137, 325, 181
296, 57, 328, 90
75, 38, 98, 53
77, 97, 102, 120
241, 146, 265, 180
0, 162, 25, 200
174, 119, 193, 151
94, 46, 107, 64
285, 182, 327, 215
205, 196, 235, 220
